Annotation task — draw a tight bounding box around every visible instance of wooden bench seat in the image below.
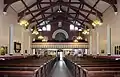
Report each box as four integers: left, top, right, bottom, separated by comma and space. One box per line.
0, 71, 36, 77
0, 56, 56, 77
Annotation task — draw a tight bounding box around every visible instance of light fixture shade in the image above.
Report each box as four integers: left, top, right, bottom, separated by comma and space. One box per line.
73, 39, 78, 42
82, 29, 89, 35
32, 30, 39, 35
46, 24, 51, 31
75, 27, 78, 31
19, 19, 29, 27
38, 28, 42, 31
38, 35, 44, 39
78, 29, 82, 31
70, 24, 74, 30
42, 26, 47, 31
77, 36, 82, 40
42, 36, 48, 42
92, 20, 103, 26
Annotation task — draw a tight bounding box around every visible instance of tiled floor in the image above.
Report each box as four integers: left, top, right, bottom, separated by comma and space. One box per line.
49, 60, 73, 77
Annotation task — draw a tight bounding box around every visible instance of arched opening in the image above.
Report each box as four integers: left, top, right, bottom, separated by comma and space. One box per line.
52, 29, 69, 41
55, 32, 66, 41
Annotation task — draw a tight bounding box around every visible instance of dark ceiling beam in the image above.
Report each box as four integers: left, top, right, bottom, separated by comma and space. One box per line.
63, 4, 100, 16
25, 3, 98, 16
102, 0, 117, 4
37, 18, 85, 28
4, 0, 20, 4
73, 3, 82, 25
33, 12, 88, 27
65, 12, 91, 27
49, 0, 54, 13
69, 6, 93, 23
37, 1, 46, 23
28, 3, 59, 23
3, 0, 20, 12
18, 0, 43, 17
36, 12, 87, 14
21, 0, 39, 25
31, 12, 89, 26
80, 0, 102, 16
31, 10, 58, 24
67, 0, 71, 14
81, 0, 100, 28
18, 2, 38, 16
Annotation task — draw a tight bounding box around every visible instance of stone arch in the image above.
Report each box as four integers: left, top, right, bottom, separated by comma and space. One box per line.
52, 29, 69, 39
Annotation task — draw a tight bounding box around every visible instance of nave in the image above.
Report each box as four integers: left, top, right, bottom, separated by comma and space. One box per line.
1, 53, 120, 77
49, 60, 72, 77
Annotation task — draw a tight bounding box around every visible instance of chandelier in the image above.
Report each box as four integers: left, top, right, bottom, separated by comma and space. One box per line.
42, 36, 48, 42
38, 35, 44, 40
92, 19, 103, 27
82, 29, 90, 35
92, 12, 103, 27
19, 12, 29, 27
73, 39, 78, 43
32, 27, 39, 35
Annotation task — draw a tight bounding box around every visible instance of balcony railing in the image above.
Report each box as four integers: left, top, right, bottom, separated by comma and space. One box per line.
32, 42, 88, 49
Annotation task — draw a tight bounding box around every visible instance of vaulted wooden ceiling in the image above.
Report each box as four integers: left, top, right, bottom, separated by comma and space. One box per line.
4, 0, 117, 29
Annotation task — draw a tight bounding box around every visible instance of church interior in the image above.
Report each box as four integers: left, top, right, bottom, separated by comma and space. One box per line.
0, 0, 120, 77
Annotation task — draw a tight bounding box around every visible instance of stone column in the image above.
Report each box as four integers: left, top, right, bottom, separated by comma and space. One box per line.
89, 35, 92, 55
21, 29, 24, 55
107, 25, 111, 55
9, 24, 14, 55
96, 32, 99, 55
28, 35, 31, 55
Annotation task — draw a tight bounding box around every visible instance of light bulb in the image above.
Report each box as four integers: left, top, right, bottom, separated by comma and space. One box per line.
78, 29, 82, 31
77, 36, 82, 40
19, 19, 29, 27
73, 39, 78, 42
3, 12, 7, 15
115, 12, 118, 15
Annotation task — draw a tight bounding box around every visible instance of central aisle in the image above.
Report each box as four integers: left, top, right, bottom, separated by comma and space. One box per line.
49, 60, 73, 77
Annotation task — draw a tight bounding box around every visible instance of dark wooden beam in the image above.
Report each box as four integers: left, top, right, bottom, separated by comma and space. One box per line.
28, 3, 59, 23
3, 0, 20, 12
4, 0, 20, 4
31, 12, 89, 26
21, 0, 39, 25
25, 3, 98, 16
69, 6, 93, 23
102, 0, 117, 4
73, 3, 82, 25
18, 2, 38, 16
49, 0, 54, 13
37, 18, 85, 28
67, 0, 71, 14
81, 0, 100, 28
80, 0, 102, 16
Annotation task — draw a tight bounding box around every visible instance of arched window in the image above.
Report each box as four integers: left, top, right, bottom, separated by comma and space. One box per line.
70, 24, 74, 30
46, 24, 51, 31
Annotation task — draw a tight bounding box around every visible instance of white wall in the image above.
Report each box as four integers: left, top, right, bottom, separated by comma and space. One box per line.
0, 0, 32, 56
91, 0, 120, 56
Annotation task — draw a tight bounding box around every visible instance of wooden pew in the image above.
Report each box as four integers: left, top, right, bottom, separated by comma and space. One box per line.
0, 56, 56, 77
64, 56, 120, 77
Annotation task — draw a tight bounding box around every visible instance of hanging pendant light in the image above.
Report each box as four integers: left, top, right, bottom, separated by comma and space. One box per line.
73, 39, 78, 42
32, 26, 39, 35
77, 31, 82, 40
19, 12, 29, 28
19, 19, 29, 27
42, 36, 48, 42
92, 12, 103, 27
38, 35, 44, 39
82, 28, 90, 35
38, 32, 44, 40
